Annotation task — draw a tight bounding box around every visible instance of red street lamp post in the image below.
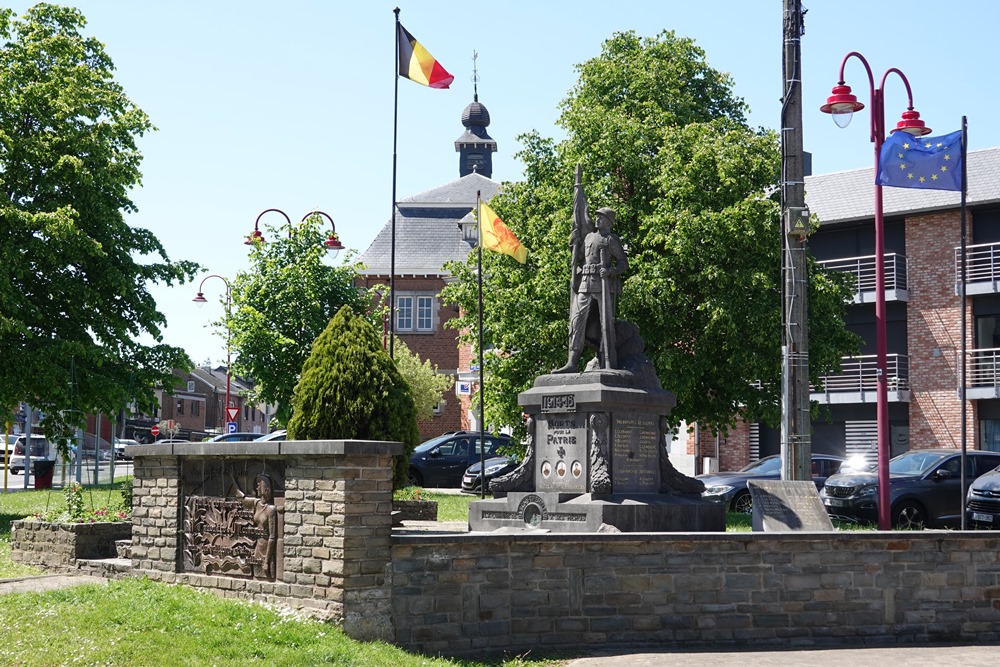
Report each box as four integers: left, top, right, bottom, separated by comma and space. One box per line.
244, 209, 345, 256
193, 274, 233, 428
820, 52, 932, 530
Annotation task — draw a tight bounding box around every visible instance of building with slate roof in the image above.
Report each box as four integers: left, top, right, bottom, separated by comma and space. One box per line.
714, 146, 1000, 472
357, 96, 501, 438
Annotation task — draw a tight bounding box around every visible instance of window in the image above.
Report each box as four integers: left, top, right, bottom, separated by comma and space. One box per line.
176, 400, 184, 415
396, 293, 435, 332
417, 296, 433, 330
397, 296, 413, 331
192, 401, 200, 417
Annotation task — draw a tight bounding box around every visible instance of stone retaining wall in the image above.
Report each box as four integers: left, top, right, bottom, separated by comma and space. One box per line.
120, 440, 1000, 657
390, 531, 1000, 655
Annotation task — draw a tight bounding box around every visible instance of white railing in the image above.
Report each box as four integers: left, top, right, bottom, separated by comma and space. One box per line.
956, 242, 1000, 286
968, 347, 1000, 388
818, 253, 907, 296
814, 354, 910, 394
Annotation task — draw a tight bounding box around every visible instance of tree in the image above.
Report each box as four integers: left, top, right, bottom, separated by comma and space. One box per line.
286, 306, 419, 487
391, 336, 454, 421
0, 4, 198, 440
227, 214, 372, 426
442, 30, 858, 440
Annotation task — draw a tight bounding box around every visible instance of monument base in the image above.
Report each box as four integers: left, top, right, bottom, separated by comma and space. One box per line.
468, 491, 725, 533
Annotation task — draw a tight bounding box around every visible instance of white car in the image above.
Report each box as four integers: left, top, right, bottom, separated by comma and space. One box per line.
8, 435, 56, 474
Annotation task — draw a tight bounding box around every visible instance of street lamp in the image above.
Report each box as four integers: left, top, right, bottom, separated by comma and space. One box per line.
820, 52, 932, 530
244, 209, 345, 257
193, 274, 232, 430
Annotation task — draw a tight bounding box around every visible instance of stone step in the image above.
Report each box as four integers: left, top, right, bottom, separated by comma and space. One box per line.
75, 557, 131, 578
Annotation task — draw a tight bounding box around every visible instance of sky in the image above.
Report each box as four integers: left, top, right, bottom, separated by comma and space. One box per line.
8, 0, 1000, 365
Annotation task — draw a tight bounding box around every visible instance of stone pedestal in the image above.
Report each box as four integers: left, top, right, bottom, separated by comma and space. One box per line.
469, 371, 724, 533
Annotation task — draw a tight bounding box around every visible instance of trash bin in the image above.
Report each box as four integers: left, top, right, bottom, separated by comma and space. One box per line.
32, 460, 55, 489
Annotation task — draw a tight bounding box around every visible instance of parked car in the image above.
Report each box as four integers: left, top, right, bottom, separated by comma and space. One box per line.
697, 454, 846, 513
820, 448, 1000, 529
8, 435, 55, 474
254, 430, 287, 442
461, 455, 519, 494
965, 459, 1000, 528
114, 438, 139, 460
408, 431, 512, 488
206, 432, 263, 442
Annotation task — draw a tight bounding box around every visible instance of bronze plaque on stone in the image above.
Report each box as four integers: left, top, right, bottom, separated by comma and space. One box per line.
611, 413, 660, 493
536, 412, 587, 492
181, 460, 285, 580
747, 479, 834, 532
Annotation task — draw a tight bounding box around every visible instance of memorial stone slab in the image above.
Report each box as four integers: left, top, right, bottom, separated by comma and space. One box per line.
747, 479, 834, 532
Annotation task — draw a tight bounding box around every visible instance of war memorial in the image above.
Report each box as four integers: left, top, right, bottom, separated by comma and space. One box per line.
14, 167, 1000, 656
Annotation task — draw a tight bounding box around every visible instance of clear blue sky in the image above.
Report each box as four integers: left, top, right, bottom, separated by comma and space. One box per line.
9, 1, 998, 364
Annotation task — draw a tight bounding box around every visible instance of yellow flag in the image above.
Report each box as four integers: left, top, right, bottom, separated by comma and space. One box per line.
478, 201, 527, 263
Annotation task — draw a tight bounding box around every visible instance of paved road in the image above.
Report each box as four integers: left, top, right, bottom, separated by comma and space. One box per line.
564, 643, 1000, 666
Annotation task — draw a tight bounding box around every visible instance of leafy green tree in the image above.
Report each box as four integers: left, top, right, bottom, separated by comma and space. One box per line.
0, 4, 198, 439
443, 30, 857, 440
391, 336, 454, 421
287, 306, 419, 487
227, 214, 371, 426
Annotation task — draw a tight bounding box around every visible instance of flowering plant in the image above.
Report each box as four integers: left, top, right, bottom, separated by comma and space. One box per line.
31, 481, 132, 524
393, 485, 423, 501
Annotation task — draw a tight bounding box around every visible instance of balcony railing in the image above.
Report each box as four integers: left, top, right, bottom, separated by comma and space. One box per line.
968, 348, 1000, 388
818, 253, 908, 303
812, 354, 910, 397
956, 242, 1000, 294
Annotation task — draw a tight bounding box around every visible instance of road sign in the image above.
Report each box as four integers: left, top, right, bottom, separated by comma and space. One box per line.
226, 407, 240, 422
227, 422, 238, 434
151, 425, 159, 436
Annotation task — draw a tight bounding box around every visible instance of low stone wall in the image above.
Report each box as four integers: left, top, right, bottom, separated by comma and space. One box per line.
390, 531, 1000, 655
11, 520, 132, 570
120, 439, 1000, 657
392, 499, 438, 521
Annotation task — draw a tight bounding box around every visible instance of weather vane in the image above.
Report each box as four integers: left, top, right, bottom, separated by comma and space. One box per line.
471, 50, 479, 101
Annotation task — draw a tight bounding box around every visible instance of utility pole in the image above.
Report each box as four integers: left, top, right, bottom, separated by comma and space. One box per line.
780, 0, 811, 481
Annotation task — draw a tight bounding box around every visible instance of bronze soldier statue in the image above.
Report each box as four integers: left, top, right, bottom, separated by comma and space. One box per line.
553, 173, 628, 374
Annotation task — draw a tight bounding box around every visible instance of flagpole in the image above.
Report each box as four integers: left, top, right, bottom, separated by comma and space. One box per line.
960, 115, 969, 529
389, 7, 401, 359
477, 191, 486, 499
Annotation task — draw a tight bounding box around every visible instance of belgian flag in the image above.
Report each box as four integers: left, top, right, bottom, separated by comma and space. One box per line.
396, 23, 453, 89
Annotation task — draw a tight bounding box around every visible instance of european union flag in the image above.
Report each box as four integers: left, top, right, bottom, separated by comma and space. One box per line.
876, 129, 963, 191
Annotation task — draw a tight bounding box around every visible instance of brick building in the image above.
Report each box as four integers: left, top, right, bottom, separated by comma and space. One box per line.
358, 94, 500, 439
709, 146, 1000, 470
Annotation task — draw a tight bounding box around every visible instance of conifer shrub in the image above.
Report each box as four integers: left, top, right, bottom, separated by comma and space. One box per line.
286, 306, 419, 487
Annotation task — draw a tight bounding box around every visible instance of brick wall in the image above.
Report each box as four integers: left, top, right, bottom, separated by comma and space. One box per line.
906, 210, 977, 448
390, 531, 1000, 655
12, 520, 132, 569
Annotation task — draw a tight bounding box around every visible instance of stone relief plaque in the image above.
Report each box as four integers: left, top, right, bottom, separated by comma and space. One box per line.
181, 459, 285, 580
536, 411, 587, 492
611, 413, 660, 493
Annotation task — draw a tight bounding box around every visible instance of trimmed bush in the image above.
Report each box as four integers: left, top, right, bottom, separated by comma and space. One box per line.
287, 306, 419, 486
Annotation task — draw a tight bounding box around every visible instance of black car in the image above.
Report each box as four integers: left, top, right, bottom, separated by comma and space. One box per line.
697, 454, 846, 513
965, 459, 1000, 528
461, 456, 519, 494
408, 431, 511, 488
820, 449, 1000, 529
